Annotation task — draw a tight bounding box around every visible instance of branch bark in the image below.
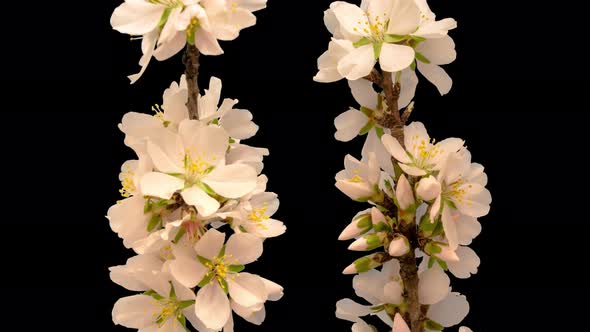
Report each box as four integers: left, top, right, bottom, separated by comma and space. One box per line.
183, 45, 200, 120
376, 70, 423, 332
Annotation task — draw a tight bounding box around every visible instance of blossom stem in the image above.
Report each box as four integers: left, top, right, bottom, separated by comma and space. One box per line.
183, 44, 201, 120
398, 218, 424, 332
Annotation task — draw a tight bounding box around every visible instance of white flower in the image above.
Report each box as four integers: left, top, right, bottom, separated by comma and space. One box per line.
317, 0, 457, 81
426, 292, 470, 328
221, 191, 286, 238
381, 121, 464, 176
111, 257, 208, 332
339, 208, 373, 240
430, 149, 491, 249
197, 77, 259, 139
459, 327, 473, 332
139, 120, 257, 217
226, 143, 269, 174
111, 0, 267, 82
169, 229, 270, 330
334, 79, 377, 142
337, 260, 404, 327
108, 196, 151, 251
336, 153, 381, 201
314, 39, 355, 83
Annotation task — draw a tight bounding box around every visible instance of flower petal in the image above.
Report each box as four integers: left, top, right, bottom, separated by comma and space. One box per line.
381, 134, 411, 163
181, 186, 220, 217
195, 283, 231, 330
392, 313, 411, 332
337, 44, 377, 81
194, 228, 225, 260
398, 68, 418, 109
140, 172, 184, 199
417, 36, 456, 65
331, 2, 368, 40
334, 109, 369, 142
225, 233, 263, 264
349, 79, 378, 110
228, 273, 268, 307
417, 62, 453, 95
379, 43, 415, 73
336, 298, 371, 322
194, 29, 224, 56
110, 0, 163, 35
203, 164, 258, 198
448, 246, 480, 279
260, 277, 284, 301
427, 292, 469, 327
169, 255, 208, 288
418, 265, 450, 305
386, 0, 420, 35
442, 206, 459, 250
112, 294, 158, 328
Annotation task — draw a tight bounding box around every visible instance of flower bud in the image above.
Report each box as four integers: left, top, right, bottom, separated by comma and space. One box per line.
424, 242, 460, 262
338, 211, 372, 241
342, 252, 388, 274
388, 234, 410, 257
348, 233, 386, 251
416, 175, 441, 202
396, 174, 415, 210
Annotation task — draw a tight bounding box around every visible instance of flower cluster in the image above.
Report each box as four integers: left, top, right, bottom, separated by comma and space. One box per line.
315, 0, 457, 102
315, 1, 490, 331
111, 0, 267, 83
108, 75, 285, 331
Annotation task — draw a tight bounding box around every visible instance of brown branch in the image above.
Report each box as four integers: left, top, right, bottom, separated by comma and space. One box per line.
365, 68, 383, 86
183, 45, 200, 120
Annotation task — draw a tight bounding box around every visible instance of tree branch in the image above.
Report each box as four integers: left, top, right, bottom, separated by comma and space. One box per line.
376, 69, 423, 332
183, 45, 200, 120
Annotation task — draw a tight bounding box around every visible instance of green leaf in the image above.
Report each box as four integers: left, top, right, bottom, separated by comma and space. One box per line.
373, 42, 383, 60
384, 34, 408, 43
177, 300, 195, 310
374, 126, 384, 139
424, 319, 444, 331
415, 51, 431, 64
358, 120, 374, 136
147, 214, 162, 232
228, 264, 245, 273
143, 289, 164, 300
353, 37, 371, 48
173, 228, 186, 244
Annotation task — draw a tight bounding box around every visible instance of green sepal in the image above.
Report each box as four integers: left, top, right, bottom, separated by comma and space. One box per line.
228, 265, 245, 273
353, 37, 371, 48
373, 221, 391, 233
173, 228, 187, 244
424, 319, 444, 331
177, 314, 190, 332
218, 277, 229, 294
364, 233, 385, 250
229, 138, 236, 144
143, 289, 164, 300
428, 256, 435, 268
198, 272, 214, 288
446, 199, 458, 210
370, 304, 385, 312
374, 126, 385, 139
384, 34, 408, 43
170, 282, 178, 299
419, 212, 437, 236
218, 245, 226, 257
144, 198, 154, 214
424, 241, 442, 255
158, 8, 172, 31
197, 255, 212, 266
373, 42, 383, 60
147, 214, 162, 232
210, 118, 220, 125
410, 35, 426, 42
437, 258, 448, 270
177, 300, 195, 310
410, 59, 416, 71
358, 120, 374, 136
360, 106, 374, 117
198, 181, 217, 196
353, 252, 388, 273
415, 51, 431, 64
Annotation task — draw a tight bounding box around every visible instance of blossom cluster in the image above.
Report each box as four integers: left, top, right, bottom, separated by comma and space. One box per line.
108, 75, 285, 331
111, 0, 268, 82
315, 1, 490, 331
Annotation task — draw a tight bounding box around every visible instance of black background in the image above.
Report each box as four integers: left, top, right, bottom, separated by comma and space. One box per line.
5, 1, 586, 331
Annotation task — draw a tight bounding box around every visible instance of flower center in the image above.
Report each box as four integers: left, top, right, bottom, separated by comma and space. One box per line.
353, 12, 388, 42
444, 179, 473, 205
119, 168, 135, 198
247, 204, 270, 229
183, 151, 213, 183
410, 135, 443, 170
152, 299, 181, 327
348, 168, 365, 183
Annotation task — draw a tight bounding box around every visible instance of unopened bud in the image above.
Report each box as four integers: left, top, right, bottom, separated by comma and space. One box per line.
339, 211, 372, 241
348, 233, 386, 251
396, 174, 415, 211
416, 175, 441, 202
388, 234, 410, 257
